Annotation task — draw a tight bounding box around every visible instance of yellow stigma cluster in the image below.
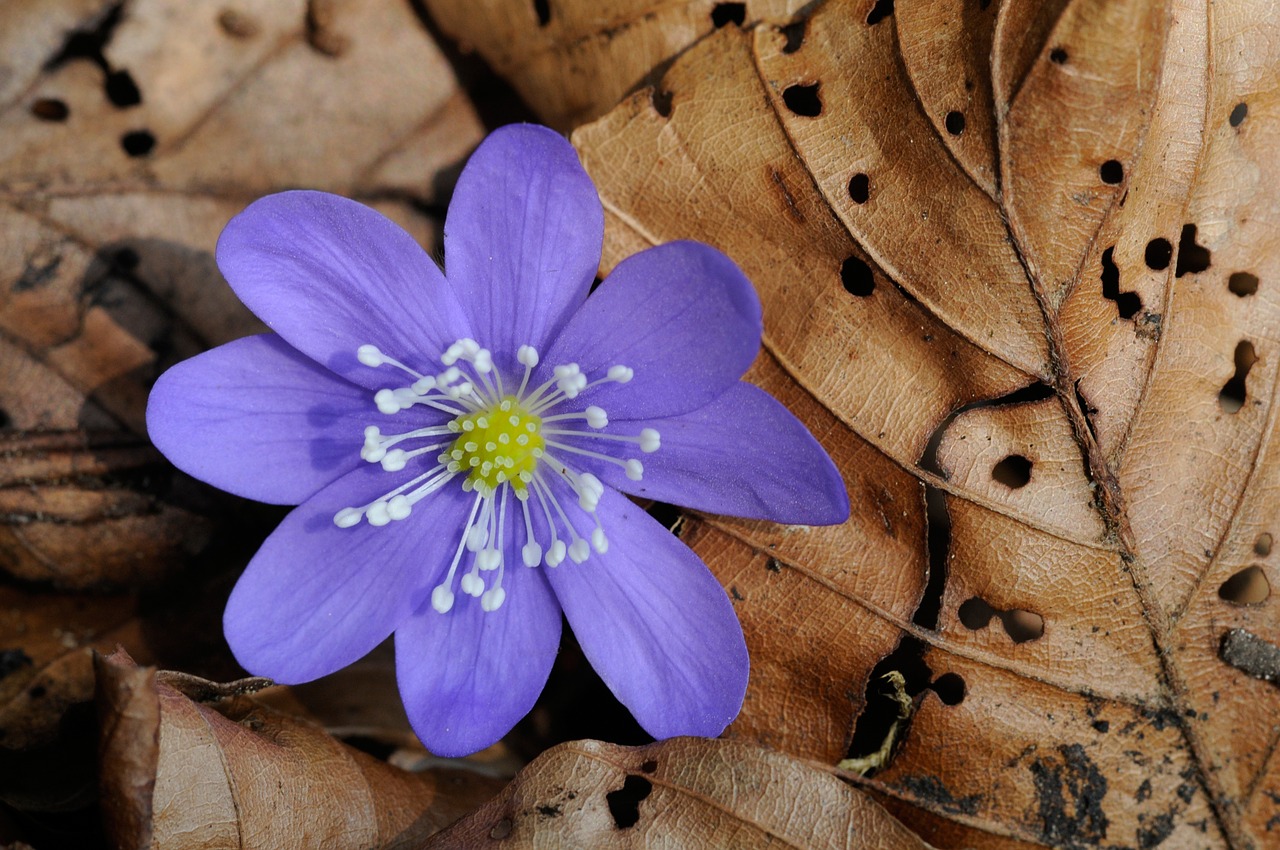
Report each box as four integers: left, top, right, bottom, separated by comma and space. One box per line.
444, 396, 544, 498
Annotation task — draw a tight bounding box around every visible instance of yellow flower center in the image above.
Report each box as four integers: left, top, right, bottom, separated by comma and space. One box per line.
446, 396, 544, 498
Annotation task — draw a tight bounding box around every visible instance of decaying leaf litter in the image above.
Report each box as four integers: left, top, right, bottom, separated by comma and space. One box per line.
4, 0, 1279, 848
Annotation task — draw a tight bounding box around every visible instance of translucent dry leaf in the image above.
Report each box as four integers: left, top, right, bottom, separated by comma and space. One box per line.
571, 0, 1280, 847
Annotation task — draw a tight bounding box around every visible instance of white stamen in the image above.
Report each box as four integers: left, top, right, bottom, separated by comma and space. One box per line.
431, 585, 455, 614
517, 345, 539, 368
460, 571, 484, 597
334, 508, 362, 528
569, 538, 590, 563
607, 365, 633, 383
640, 428, 661, 452
357, 344, 384, 367
585, 406, 608, 428
522, 541, 542, 567
591, 527, 609, 553
481, 586, 506, 612
546, 539, 567, 567
625, 459, 644, 481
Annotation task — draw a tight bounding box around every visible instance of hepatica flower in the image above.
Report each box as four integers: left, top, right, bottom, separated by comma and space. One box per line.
147, 125, 848, 756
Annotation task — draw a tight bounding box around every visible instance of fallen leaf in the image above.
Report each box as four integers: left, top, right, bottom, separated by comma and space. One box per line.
422, 736, 934, 849
572, 1, 1280, 847
0, 0, 483, 585
423, 0, 806, 130
95, 650, 503, 850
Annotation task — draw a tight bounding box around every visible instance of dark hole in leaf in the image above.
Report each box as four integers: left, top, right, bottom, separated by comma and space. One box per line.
1100, 246, 1142, 320
342, 735, 397, 761
1001, 609, 1044, 643
931, 673, 965, 705
533, 0, 551, 26
841, 256, 875, 297
780, 20, 807, 53
979, 0, 993, 9
31, 98, 69, 121
640, 759, 658, 774
845, 638, 931, 763
121, 129, 155, 157
1228, 271, 1259, 297
782, 83, 822, 117
1256, 533, 1273, 557
1175, 223, 1211, 277
958, 597, 994, 630
0, 648, 33, 680
29, 684, 47, 699
105, 69, 141, 107
866, 0, 895, 25
1229, 102, 1248, 127
44, 2, 124, 72
711, 2, 746, 27
1099, 159, 1124, 185
1218, 566, 1270, 605
1050, 47, 1069, 64
114, 246, 140, 271
944, 110, 965, 136
645, 501, 682, 536
0, 407, 11, 430
650, 88, 673, 118
605, 775, 652, 829
1218, 340, 1256, 413
1144, 237, 1173, 271
848, 172, 870, 204
992, 454, 1032, 489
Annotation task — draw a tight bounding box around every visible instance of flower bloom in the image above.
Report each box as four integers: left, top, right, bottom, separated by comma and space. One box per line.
147, 125, 848, 756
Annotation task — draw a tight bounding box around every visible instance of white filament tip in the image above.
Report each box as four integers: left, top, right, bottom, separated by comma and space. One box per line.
473, 348, 493, 373
640, 428, 661, 452
522, 541, 543, 567
374, 389, 400, 415
387, 495, 411, 521
361, 445, 386, 463
607, 365, 633, 383
431, 585, 454, 613
466, 524, 488, 551
366, 501, 391, 526
481, 587, 506, 612
625, 459, 644, 481
591, 527, 608, 554
356, 344, 383, 367
381, 449, 408, 472
547, 540, 567, 567
517, 345, 540, 367
585, 406, 608, 429
460, 572, 484, 597
478, 548, 501, 571
333, 508, 362, 528
569, 539, 590, 563
412, 376, 436, 394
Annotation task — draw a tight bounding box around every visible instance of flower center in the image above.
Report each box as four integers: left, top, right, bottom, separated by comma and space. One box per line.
338, 338, 660, 616
446, 397, 544, 498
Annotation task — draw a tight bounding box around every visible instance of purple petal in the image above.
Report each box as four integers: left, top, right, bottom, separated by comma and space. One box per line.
543, 486, 748, 740
395, 513, 562, 757
146, 334, 390, 505
444, 125, 603, 370
224, 467, 475, 684
544, 241, 762, 419
217, 191, 471, 386
571, 383, 850, 525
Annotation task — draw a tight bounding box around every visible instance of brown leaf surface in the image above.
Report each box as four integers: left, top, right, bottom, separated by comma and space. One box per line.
423, 736, 933, 849
0, 0, 482, 585
95, 650, 503, 850
572, 1, 1280, 847
423, 0, 807, 130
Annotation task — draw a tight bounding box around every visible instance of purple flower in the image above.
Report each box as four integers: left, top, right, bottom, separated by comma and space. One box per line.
146, 124, 848, 757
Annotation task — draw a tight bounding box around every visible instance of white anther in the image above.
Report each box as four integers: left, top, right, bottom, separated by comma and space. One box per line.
546, 540, 566, 567
481, 587, 506, 612
387, 495, 412, 520
478, 548, 501, 571
460, 572, 484, 597
517, 345, 539, 367
412, 376, 436, 394
431, 585, 455, 614
381, 449, 408, 472
364, 425, 381, 439
625, 459, 644, 481
580, 472, 604, 499
466, 524, 488, 551
460, 338, 481, 357
640, 428, 661, 453
607, 365, 634, 383
473, 348, 493, 373
366, 501, 391, 526
568, 538, 590, 563
522, 541, 543, 567
375, 389, 400, 415
585, 406, 608, 429
357, 344, 384, 367
361, 444, 386, 463
333, 508, 363, 528
591, 527, 609, 554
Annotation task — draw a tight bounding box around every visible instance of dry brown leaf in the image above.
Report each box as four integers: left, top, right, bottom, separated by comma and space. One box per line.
423, 0, 807, 130
0, 0, 482, 585
422, 736, 934, 849
571, 1, 1280, 847
95, 649, 503, 850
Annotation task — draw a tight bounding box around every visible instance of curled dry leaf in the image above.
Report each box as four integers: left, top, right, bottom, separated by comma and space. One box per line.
95, 650, 504, 850
423, 736, 933, 849
423, 0, 807, 130
572, 0, 1280, 847
0, 0, 482, 585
